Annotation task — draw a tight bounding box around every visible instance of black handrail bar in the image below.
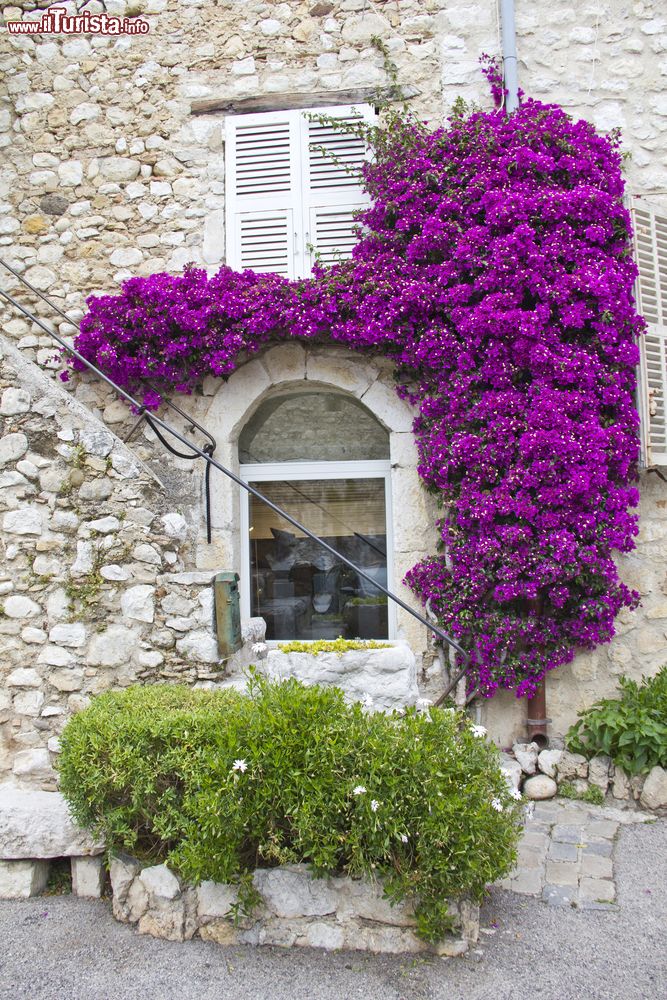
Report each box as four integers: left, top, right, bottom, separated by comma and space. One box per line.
0, 260, 471, 700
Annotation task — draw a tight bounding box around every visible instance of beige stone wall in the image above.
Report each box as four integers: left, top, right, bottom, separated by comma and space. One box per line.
1, 1, 666, 752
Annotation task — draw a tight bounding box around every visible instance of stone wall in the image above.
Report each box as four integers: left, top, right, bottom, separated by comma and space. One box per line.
0, 336, 252, 788
110, 855, 479, 956
1, 0, 667, 755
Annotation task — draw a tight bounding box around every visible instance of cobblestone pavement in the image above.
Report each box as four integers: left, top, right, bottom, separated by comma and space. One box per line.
497, 798, 652, 910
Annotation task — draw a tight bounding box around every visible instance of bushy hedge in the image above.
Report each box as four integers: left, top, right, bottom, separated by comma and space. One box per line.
566, 667, 667, 775
58, 677, 522, 942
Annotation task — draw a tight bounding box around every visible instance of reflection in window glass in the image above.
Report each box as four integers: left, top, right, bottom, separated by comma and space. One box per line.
248, 478, 388, 640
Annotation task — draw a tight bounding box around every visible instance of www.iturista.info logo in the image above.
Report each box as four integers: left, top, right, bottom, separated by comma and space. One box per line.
2, 1, 150, 35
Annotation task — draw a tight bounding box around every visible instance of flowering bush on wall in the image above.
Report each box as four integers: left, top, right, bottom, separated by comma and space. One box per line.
70, 82, 643, 699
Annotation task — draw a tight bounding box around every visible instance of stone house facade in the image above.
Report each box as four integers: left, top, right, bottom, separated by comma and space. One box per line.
1, 0, 666, 788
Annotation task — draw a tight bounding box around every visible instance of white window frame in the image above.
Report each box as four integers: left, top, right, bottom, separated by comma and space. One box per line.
225, 104, 375, 279
239, 459, 395, 641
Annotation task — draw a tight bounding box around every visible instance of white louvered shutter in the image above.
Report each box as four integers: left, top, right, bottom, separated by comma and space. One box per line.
632, 199, 667, 466
225, 112, 302, 277
225, 105, 375, 279
302, 105, 375, 270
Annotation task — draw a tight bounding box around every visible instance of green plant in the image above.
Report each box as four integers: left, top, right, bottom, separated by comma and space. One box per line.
345, 596, 389, 607
57, 678, 521, 944
557, 781, 604, 805
278, 637, 391, 656
566, 667, 667, 776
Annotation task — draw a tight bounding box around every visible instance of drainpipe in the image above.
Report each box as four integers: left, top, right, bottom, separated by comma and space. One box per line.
500, 0, 520, 112
526, 600, 549, 747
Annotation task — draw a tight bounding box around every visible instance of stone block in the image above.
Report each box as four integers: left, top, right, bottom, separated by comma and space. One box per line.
640, 766, 667, 810
545, 861, 579, 887
0, 859, 50, 899
542, 883, 576, 907
556, 751, 589, 781
588, 755, 612, 793
537, 749, 562, 778
254, 865, 337, 918
579, 877, 615, 903
138, 864, 181, 902
71, 856, 105, 898
512, 743, 539, 775
12, 749, 56, 784
523, 775, 557, 800
197, 880, 238, 920
0, 785, 103, 858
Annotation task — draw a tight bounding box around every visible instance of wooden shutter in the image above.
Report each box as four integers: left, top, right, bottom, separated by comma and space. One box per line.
225, 105, 375, 278
632, 199, 667, 466
302, 105, 375, 272
225, 113, 302, 278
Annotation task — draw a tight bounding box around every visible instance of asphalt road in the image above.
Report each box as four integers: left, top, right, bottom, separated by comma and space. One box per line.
0, 818, 664, 1000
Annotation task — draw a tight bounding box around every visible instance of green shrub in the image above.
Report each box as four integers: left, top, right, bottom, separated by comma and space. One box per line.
566, 667, 667, 776
58, 677, 521, 943
277, 637, 390, 655
557, 781, 605, 805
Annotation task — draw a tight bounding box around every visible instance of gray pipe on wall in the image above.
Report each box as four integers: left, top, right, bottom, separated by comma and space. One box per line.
500, 0, 519, 112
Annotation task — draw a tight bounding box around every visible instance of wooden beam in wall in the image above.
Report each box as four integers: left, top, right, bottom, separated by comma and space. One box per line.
190, 85, 421, 116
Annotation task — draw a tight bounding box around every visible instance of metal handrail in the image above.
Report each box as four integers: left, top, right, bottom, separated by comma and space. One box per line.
0, 259, 471, 700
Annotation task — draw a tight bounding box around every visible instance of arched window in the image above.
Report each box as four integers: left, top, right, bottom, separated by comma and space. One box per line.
239, 391, 393, 641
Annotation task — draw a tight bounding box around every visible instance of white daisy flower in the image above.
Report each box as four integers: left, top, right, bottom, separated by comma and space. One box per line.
370, 799, 380, 812
251, 642, 267, 655
401, 834, 409, 843
416, 698, 433, 712
471, 725, 487, 738
361, 693, 374, 710
510, 788, 522, 800
491, 798, 503, 812
353, 785, 367, 796
231, 759, 247, 773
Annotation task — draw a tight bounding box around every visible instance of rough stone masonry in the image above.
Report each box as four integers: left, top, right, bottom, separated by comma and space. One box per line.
1, 0, 667, 768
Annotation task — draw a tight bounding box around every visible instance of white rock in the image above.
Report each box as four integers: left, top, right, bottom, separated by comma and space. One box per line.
101, 564, 131, 581
3, 595, 41, 619
70, 104, 100, 127
176, 630, 219, 664
0, 388, 31, 416
0, 860, 50, 899
37, 645, 74, 667
512, 742, 540, 775
71, 856, 105, 898
79, 426, 114, 457
87, 516, 120, 534
132, 543, 161, 565
499, 753, 522, 791
612, 766, 631, 800
640, 766, 667, 810
78, 479, 113, 501
47, 737, 61, 754
2, 507, 42, 535
197, 881, 238, 919
23, 266, 57, 290
556, 751, 589, 781
254, 866, 336, 918
109, 248, 143, 267
121, 585, 155, 623
13, 690, 45, 717
6, 668, 41, 688
87, 625, 136, 667
11, 749, 55, 783
99, 157, 141, 183
537, 748, 562, 778
522, 774, 558, 800
0, 432, 29, 465
21, 627, 46, 645
70, 540, 94, 576
49, 623, 86, 647
0, 787, 98, 859
32, 555, 61, 576
49, 668, 85, 692
161, 512, 188, 540
588, 755, 612, 793
138, 864, 181, 901
58, 160, 83, 186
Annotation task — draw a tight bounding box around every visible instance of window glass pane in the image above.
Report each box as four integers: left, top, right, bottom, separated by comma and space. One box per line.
248, 478, 388, 640
239, 391, 390, 463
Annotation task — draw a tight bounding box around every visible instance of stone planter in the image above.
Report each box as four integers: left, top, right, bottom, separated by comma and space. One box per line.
110, 856, 479, 956
265, 642, 419, 712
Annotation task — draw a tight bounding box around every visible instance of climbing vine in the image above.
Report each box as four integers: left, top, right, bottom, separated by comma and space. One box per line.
68, 69, 643, 698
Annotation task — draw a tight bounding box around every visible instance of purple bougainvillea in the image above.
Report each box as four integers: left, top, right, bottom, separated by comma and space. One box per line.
70, 87, 643, 699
